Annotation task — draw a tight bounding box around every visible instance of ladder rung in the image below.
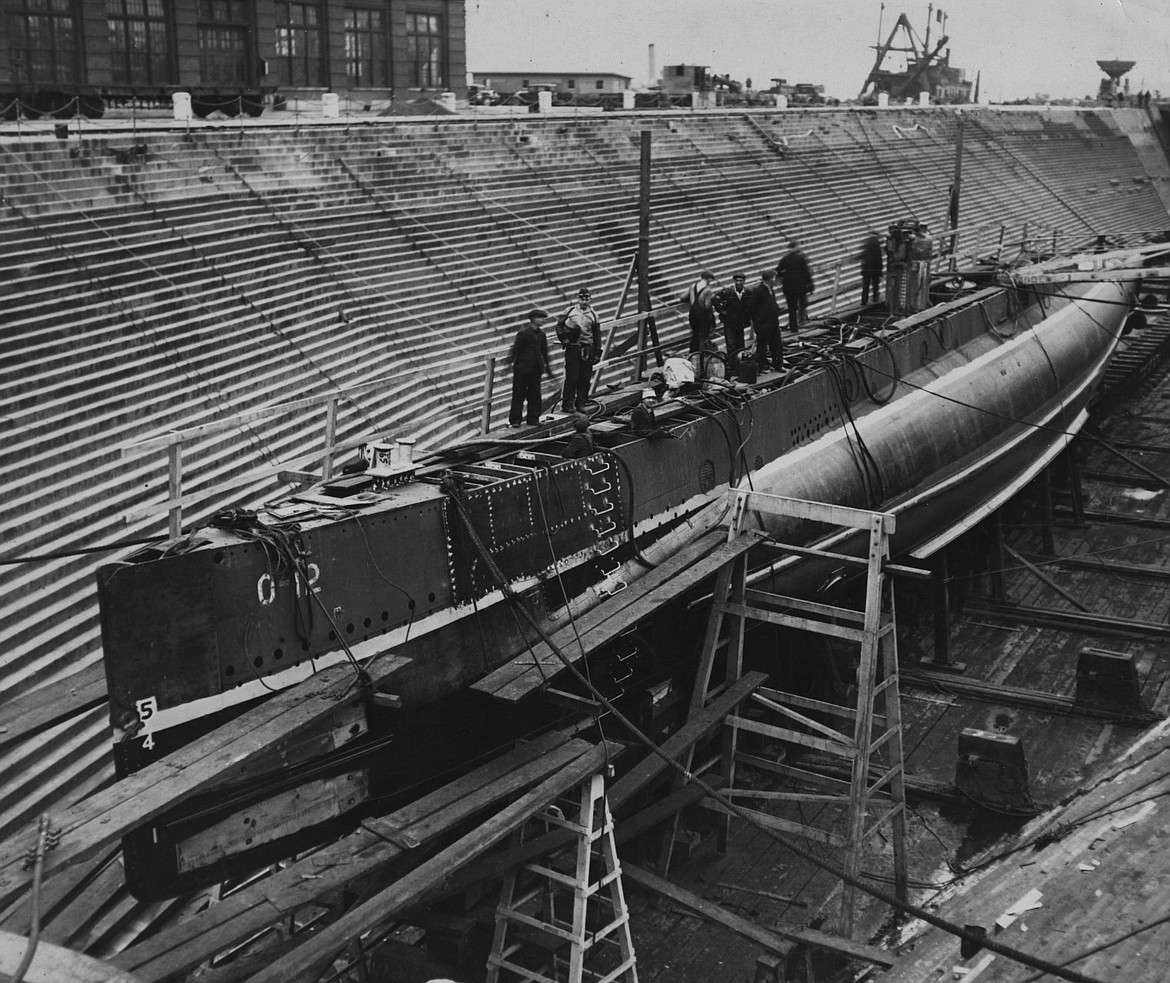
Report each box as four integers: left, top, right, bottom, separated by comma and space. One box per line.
582, 910, 631, 947
487, 954, 559, 983
594, 955, 638, 983
711, 802, 849, 848
864, 800, 906, 840
718, 601, 872, 643
729, 715, 857, 758
867, 725, 900, 755
865, 763, 904, 800
740, 588, 866, 624
495, 907, 578, 943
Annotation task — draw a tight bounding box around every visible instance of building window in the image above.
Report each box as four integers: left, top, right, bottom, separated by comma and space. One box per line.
197, 0, 252, 85
405, 12, 444, 89
566, 79, 575, 89
107, 0, 172, 86
274, 2, 324, 87
7, 0, 80, 84
595, 79, 603, 89
344, 7, 389, 87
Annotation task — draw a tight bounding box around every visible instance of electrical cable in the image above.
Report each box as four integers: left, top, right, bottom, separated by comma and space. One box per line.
10, 814, 51, 983
0, 536, 171, 564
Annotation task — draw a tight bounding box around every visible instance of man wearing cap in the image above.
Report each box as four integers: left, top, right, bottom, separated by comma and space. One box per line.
562, 415, 596, 459
747, 269, 784, 373
556, 287, 602, 414
684, 269, 718, 355
857, 231, 883, 305
631, 389, 674, 439
775, 240, 814, 331
508, 308, 551, 427
712, 271, 752, 355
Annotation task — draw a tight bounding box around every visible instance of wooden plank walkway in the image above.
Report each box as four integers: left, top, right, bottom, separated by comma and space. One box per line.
243, 740, 621, 983
111, 730, 594, 982
0, 651, 410, 912
473, 528, 764, 702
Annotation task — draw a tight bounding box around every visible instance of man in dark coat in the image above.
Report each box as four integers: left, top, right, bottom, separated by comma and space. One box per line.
775, 240, 814, 332
858, 231, 883, 305
684, 269, 718, 354
556, 287, 602, 413
748, 269, 784, 373
508, 308, 551, 427
712, 271, 752, 355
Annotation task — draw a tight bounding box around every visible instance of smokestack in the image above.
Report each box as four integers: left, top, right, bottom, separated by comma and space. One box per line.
648, 44, 656, 87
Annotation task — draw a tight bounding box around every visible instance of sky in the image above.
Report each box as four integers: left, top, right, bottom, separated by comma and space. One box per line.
465, 0, 1170, 103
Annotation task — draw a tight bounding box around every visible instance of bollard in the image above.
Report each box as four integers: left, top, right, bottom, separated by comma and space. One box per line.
955, 729, 1030, 811
1076, 648, 1141, 707
173, 91, 192, 121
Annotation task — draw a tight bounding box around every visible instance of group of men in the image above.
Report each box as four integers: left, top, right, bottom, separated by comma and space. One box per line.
685, 241, 816, 372
506, 233, 885, 428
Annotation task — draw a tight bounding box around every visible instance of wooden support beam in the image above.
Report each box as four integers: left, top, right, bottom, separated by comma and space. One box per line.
963, 597, 1170, 638
1027, 552, 1170, 582
241, 742, 617, 983
901, 668, 1161, 724
1056, 507, 1170, 530
1003, 544, 1091, 613
931, 548, 952, 667
0, 652, 410, 913
475, 530, 762, 701
111, 731, 585, 983
0, 930, 146, 983
621, 863, 895, 968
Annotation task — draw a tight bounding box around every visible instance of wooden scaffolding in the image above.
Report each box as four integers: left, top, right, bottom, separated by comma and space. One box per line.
672, 490, 910, 937
488, 772, 637, 983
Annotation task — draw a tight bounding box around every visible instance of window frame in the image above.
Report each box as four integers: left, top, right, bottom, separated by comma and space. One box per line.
404, 10, 446, 90
107, 0, 174, 87
343, 6, 390, 89
273, 1, 326, 88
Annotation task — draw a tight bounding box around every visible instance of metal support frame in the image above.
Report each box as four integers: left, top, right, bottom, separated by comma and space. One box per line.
487, 772, 638, 983
682, 490, 909, 938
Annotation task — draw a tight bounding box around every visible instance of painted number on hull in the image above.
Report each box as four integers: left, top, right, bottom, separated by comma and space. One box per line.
257, 564, 320, 605
136, 696, 158, 750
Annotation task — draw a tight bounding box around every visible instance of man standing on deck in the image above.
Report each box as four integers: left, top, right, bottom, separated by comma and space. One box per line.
684, 269, 718, 354
776, 241, 814, 332
556, 287, 601, 413
508, 308, 551, 428
712, 271, 752, 355
858, 231, 883, 306
748, 269, 784, 373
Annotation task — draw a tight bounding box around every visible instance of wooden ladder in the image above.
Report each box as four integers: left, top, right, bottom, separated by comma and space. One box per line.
671, 489, 909, 938
487, 772, 638, 983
